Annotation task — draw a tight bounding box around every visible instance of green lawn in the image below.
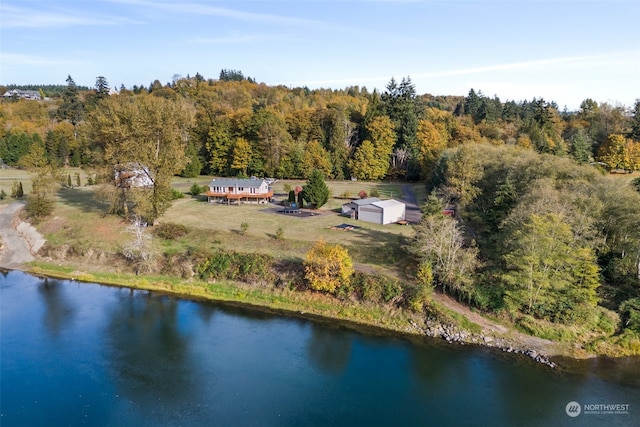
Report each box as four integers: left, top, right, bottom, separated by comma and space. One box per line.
0, 167, 91, 203
27, 177, 417, 275
161, 195, 414, 267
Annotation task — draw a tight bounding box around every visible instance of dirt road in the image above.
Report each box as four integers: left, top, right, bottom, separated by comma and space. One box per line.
0, 202, 39, 268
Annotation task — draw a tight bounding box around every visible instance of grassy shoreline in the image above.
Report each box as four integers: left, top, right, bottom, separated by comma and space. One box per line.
18, 261, 578, 368
24, 261, 426, 339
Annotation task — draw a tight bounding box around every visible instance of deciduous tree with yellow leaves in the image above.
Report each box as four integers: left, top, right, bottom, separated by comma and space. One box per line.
304, 240, 353, 293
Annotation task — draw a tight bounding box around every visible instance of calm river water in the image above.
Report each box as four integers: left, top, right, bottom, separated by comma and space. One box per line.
1, 270, 638, 426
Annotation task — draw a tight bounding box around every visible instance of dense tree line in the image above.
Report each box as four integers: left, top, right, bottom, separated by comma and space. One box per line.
2, 72, 639, 183
412, 144, 640, 350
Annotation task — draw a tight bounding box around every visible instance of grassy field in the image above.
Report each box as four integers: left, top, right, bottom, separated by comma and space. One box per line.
0, 167, 91, 203
25, 176, 421, 276
167, 177, 418, 269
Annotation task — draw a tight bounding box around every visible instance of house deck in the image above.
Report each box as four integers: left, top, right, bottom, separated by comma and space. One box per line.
206, 191, 274, 205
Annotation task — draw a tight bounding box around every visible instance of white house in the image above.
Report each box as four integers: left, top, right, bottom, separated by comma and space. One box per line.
342, 198, 406, 225
206, 177, 273, 204
2, 89, 42, 100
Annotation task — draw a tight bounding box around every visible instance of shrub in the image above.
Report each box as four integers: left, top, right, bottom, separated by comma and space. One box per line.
15, 181, 24, 198
340, 190, 352, 199
190, 183, 203, 196
0, 189, 6, 200
594, 307, 619, 335
283, 183, 292, 194
240, 222, 249, 235
275, 226, 284, 240
153, 223, 188, 240
620, 298, 640, 333
170, 188, 185, 200
405, 283, 432, 312
358, 190, 367, 199
76, 173, 81, 187
516, 315, 578, 341
351, 272, 403, 303
25, 194, 54, 218
197, 250, 275, 284
370, 188, 380, 198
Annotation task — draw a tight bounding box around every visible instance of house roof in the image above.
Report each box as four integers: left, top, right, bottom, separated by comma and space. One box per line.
344, 197, 381, 206
371, 199, 405, 209
2, 89, 41, 99
209, 177, 267, 188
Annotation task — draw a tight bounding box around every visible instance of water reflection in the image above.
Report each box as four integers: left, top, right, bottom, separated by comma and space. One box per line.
411, 343, 459, 393
307, 324, 352, 375
106, 290, 199, 404
554, 355, 640, 387
37, 277, 75, 336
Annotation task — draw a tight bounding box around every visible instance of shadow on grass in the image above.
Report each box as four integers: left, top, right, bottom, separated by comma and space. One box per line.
57, 187, 109, 214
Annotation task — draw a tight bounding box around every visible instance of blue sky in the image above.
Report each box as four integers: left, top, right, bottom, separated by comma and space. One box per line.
1, 0, 638, 110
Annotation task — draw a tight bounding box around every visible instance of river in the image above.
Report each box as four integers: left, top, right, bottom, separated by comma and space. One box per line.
1, 270, 638, 426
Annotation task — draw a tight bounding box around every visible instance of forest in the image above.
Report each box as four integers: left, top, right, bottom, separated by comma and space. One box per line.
1, 71, 639, 354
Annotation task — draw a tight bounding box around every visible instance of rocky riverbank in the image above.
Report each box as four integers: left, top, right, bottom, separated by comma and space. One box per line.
411, 318, 557, 368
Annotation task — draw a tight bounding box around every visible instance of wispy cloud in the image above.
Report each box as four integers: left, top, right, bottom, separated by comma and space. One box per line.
107, 0, 328, 27
0, 4, 141, 29
413, 52, 640, 79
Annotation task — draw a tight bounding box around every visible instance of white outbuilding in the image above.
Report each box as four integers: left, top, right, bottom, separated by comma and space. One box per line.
342, 198, 406, 225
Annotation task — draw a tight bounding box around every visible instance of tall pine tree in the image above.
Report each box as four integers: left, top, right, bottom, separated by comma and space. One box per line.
302, 169, 329, 209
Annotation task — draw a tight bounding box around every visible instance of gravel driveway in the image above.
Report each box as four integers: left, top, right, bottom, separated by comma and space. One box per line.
400, 183, 422, 224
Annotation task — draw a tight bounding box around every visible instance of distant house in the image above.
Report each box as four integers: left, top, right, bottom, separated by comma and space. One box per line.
2, 89, 42, 100
206, 177, 273, 204
114, 163, 154, 189
342, 197, 406, 225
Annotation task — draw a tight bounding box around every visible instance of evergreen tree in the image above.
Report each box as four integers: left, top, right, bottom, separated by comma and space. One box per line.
95, 76, 110, 101
631, 99, 640, 141
464, 89, 482, 121
382, 76, 419, 150
569, 129, 593, 164
302, 169, 330, 209
58, 75, 84, 129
